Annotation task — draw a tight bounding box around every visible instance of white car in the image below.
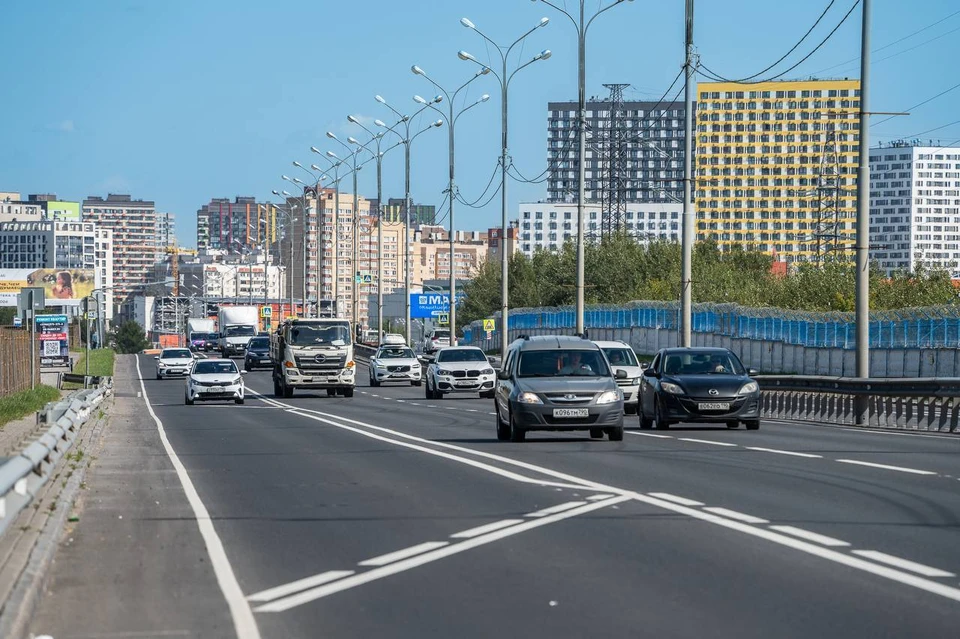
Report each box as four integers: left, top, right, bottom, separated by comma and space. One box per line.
381, 333, 407, 346
421, 328, 451, 355
424, 346, 496, 400
369, 345, 422, 387
184, 358, 247, 405
595, 340, 644, 415
155, 348, 195, 379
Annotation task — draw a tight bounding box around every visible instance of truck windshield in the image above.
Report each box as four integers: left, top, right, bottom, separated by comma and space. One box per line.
225, 326, 255, 337
288, 323, 351, 346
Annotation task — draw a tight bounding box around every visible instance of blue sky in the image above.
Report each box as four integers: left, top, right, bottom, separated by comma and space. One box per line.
1, 0, 957, 248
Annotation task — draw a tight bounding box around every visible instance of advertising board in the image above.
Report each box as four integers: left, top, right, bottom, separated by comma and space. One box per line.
36, 314, 70, 366
0, 268, 96, 307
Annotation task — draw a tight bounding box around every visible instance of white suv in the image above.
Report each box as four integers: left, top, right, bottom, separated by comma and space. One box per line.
594, 340, 644, 415
421, 328, 451, 354
424, 346, 496, 399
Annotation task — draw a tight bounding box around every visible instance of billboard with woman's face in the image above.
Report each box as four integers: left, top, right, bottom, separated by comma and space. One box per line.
0, 268, 96, 306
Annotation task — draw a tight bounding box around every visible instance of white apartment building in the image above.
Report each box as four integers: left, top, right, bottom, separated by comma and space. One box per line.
517, 201, 684, 257
869, 142, 960, 276
0, 192, 43, 223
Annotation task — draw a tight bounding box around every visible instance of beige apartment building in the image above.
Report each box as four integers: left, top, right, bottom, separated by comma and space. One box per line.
411, 225, 488, 284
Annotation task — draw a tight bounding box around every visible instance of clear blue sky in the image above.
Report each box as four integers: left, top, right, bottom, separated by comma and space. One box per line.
1, 0, 957, 248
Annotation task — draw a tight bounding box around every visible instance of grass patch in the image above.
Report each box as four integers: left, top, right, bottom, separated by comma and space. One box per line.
0, 385, 61, 428
72, 349, 115, 377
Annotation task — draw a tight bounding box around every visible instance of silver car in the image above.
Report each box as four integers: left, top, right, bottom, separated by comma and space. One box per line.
155, 348, 195, 379
369, 346, 422, 387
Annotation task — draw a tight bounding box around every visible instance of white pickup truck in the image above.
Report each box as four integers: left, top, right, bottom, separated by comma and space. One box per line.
270, 318, 355, 398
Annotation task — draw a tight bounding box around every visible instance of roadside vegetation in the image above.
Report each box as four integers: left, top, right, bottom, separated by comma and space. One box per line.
0, 385, 61, 428
72, 349, 116, 377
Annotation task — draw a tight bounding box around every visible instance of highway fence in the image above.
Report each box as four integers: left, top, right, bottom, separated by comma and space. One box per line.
0, 328, 39, 396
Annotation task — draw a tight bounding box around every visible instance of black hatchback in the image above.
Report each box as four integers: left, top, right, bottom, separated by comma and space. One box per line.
638, 347, 761, 430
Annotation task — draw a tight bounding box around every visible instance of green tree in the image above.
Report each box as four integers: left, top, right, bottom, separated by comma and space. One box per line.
114, 320, 150, 354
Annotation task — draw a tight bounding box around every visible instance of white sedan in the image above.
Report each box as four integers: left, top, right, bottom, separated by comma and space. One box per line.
185, 358, 247, 405
369, 346, 422, 387
155, 348, 195, 379
424, 346, 496, 400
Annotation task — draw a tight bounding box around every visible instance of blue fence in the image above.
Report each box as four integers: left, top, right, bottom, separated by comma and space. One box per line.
463, 302, 960, 350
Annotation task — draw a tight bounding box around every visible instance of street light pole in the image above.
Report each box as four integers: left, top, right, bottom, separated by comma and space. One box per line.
855, 0, 872, 423
271, 192, 298, 318
680, 0, 695, 347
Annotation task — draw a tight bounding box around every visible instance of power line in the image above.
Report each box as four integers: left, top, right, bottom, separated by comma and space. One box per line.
455, 161, 501, 207
896, 119, 960, 141
873, 81, 960, 128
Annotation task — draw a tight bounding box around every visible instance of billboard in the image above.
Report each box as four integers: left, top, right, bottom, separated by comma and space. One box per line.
0, 268, 96, 307
47, 201, 81, 221
36, 314, 70, 366
410, 292, 465, 318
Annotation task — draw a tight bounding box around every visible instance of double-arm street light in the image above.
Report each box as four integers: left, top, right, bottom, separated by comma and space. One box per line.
532, 0, 634, 335
411, 65, 490, 343
374, 94, 444, 345
270, 190, 300, 317
281, 175, 313, 316
458, 15, 550, 361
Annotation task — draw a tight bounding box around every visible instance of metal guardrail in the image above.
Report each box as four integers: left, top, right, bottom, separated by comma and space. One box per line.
757, 375, 960, 433
0, 378, 113, 539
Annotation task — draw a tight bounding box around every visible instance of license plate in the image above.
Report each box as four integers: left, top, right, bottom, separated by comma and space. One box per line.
553, 408, 589, 418
456, 381, 475, 387
698, 402, 730, 411
210, 386, 224, 393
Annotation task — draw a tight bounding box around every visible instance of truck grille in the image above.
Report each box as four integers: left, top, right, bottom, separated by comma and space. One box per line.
296, 354, 346, 370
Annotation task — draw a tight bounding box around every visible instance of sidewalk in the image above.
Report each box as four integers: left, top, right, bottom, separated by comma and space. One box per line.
29, 354, 235, 638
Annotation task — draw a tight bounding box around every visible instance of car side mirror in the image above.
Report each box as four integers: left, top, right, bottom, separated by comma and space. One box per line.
748, 368, 759, 376
153, 356, 159, 360
240, 370, 248, 375
640, 362, 649, 370
497, 370, 510, 381
643, 368, 658, 378
615, 369, 628, 379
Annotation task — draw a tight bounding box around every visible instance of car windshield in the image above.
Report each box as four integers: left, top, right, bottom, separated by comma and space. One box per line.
518, 349, 610, 377
379, 348, 415, 359
436, 349, 486, 363
225, 325, 255, 337
248, 337, 269, 349
200, 332, 218, 341
288, 323, 351, 346
662, 351, 746, 376
193, 361, 238, 375
431, 330, 450, 340
161, 349, 191, 359
602, 347, 639, 367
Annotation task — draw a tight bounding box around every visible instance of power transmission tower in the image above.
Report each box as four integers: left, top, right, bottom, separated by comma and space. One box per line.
811, 119, 842, 261
599, 83, 630, 238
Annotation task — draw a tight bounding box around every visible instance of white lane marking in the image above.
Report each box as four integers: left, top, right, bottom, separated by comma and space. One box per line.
526, 501, 589, 518
852, 551, 956, 578
397, 400, 406, 403
678, 438, 738, 447
648, 492, 705, 507
358, 541, 449, 567
247, 570, 354, 603
746, 446, 823, 459
254, 496, 632, 612
629, 432, 673, 439
135, 358, 261, 639
487, 412, 497, 415
450, 519, 524, 539
703, 507, 769, 524
835, 459, 938, 476
835, 426, 960, 441
769, 526, 850, 547
467, 409, 480, 413
586, 494, 615, 501
408, 402, 422, 406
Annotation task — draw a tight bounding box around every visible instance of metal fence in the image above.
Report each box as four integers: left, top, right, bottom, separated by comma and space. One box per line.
0, 328, 38, 396
463, 302, 960, 350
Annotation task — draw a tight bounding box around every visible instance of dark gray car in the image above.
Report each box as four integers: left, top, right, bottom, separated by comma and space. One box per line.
494, 335, 626, 442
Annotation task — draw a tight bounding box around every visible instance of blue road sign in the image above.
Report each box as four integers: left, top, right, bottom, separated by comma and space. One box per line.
410, 293, 465, 318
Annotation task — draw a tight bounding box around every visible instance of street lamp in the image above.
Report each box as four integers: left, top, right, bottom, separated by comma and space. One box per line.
411, 64, 490, 343
271, 190, 300, 317
459, 16, 550, 361
281, 176, 311, 316
532, 0, 634, 335
374, 95, 444, 345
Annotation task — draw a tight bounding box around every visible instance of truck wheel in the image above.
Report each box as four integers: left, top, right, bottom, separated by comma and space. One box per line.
342, 387, 355, 398
327, 388, 337, 397
282, 379, 294, 398
273, 373, 283, 397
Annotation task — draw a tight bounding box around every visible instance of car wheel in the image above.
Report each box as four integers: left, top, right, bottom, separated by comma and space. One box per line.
156, 374, 162, 380
370, 376, 380, 387
655, 397, 671, 430
235, 397, 244, 405
495, 406, 510, 441
184, 395, 194, 406
624, 404, 637, 415
413, 380, 422, 387
745, 420, 760, 430
480, 389, 495, 399
607, 424, 624, 441
342, 387, 355, 398
726, 420, 740, 429
424, 381, 432, 399
638, 404, 654, 430
590, 428, 604, 439
509, 412, 526, 442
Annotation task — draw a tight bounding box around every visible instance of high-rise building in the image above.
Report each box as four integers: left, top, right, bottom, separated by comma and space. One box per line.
196, 196, 276, 253
486, 223, 520, 264
82, 194, 157, 318
156, 212, 177, 253
694, 79, 861, 261
412, 226, 488, 284
869, 141, 960, 277
377, 198, 436, 226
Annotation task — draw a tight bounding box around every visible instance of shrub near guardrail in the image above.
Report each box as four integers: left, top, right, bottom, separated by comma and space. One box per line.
0, 386, 60, 428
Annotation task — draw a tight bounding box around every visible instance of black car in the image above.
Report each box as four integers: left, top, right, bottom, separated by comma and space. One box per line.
243, 336, 272, 371
638, 347, 761, 430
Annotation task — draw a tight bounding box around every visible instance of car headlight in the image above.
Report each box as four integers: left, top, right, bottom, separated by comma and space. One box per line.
661, 382, 684, 395
480, 368, 494, 375
630, 377, 641, 385
158, 363, 166, 367
517, 391, 542, 404
437, 369, 452, 376
412, 363, 421, 369
738, 381, 759, 394
596, 390, 620, 405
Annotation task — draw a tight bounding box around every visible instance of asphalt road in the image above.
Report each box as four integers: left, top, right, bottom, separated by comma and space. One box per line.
42, 354, 960, 638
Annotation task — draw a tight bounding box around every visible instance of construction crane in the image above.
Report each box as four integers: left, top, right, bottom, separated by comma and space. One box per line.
164, 246, 197, 296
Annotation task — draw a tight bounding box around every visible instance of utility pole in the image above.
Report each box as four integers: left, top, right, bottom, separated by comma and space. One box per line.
854, 0, 872, 423
680, 0, 695, 347
575, 0, 586, 335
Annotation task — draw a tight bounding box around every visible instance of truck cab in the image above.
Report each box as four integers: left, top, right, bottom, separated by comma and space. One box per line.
270, 318, 355, 398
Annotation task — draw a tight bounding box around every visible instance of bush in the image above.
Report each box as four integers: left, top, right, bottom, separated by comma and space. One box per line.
114, 321, 150, 354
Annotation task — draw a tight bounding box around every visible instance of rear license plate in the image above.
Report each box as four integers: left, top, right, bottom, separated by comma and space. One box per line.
553, 408, 589, 418
698, 402, 730, 411
210, 386, 224, 393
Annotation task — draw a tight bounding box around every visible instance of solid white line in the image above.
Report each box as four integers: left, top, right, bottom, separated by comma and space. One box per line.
852, 550, 956, 578
135, 357, 261, 639
769, 526, 850, 547
358, 541, 449, 567
835, 459, 938, 476
647, 492, 704, 507
526, 501, 589, 517
586, 494, 615, 501
703, 507, 769, 524
629, 432, 673, 439
746, 447, 823, 459
679, 438, 738, 447
247, 570, 354, 603
254, 496, 632, 612
450, 519, 524, 539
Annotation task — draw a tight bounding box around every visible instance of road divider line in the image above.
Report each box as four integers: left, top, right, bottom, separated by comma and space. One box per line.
450, 519, 525, 539
629, 432, 674, 439
247, 571, 355, 603
526, 501, 588, 518
679, 438, 738, 447
746, 447, 823, 459
836, 459, 938, 475
358, 541, 449, 567
769, 526, 850, 547
703, 507, 768, 524
852, 551, 956, 578
647, 492, 705, 507
586, 494, 615, 501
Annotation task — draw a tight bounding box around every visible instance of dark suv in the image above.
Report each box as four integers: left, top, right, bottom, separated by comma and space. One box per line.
494, 335, 626, 442
243, 336, 272, 371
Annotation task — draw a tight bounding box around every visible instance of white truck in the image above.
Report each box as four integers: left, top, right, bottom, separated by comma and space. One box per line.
270, 318, 355, 398
185, 318, 217, 352
218, 306, 259, 357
